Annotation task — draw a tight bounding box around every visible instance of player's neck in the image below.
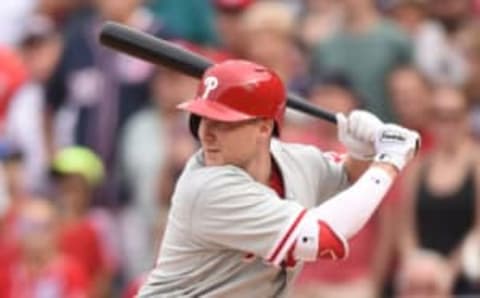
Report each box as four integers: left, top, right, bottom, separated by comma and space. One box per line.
243, 148, 272, 185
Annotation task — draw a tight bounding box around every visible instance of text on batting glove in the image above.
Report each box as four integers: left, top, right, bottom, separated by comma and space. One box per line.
373, 124, 420, 171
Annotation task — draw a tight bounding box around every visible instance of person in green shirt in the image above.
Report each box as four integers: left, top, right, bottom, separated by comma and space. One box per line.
146, 0, 218, 45
311, 0, 413, 121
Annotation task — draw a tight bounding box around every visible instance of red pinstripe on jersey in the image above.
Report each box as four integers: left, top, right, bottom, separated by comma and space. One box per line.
285, 220, 348, 265
266, 209, 307, 265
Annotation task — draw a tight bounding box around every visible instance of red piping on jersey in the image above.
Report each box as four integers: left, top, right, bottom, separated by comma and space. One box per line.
286, 220, 348, 265
268, 157, 285, 198
267, 209, 307, 263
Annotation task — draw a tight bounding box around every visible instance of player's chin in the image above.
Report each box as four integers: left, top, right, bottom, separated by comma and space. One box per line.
204, 160, 225, 167
203, 153, 225, 167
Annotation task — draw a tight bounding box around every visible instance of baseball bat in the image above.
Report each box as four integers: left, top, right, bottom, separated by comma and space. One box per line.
99, 21, 337, 124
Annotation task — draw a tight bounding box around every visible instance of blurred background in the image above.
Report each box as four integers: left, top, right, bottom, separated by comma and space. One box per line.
0, 0, 479, 297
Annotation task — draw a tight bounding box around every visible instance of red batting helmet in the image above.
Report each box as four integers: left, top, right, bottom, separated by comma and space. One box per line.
177, 60, 286, 137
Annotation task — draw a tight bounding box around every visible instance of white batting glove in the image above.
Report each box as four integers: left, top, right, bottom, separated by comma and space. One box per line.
336, 110, 383, 160
374, 124, 420, 171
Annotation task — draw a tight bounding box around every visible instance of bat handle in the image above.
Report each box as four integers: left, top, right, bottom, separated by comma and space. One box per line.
286, 93, 338, 124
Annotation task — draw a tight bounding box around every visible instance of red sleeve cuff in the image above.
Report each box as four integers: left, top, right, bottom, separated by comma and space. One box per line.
317, 221, 348, 260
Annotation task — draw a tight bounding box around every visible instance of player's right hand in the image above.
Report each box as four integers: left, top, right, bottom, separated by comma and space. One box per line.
373, 124, 420, 171
336, 110, 383, 160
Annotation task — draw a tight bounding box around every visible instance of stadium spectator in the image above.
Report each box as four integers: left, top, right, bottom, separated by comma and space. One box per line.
0, 199, 89, 298
310, 0, 413, 121
146, 0, 217, 45
397, 86, 480, 296
212, 0, 254, 58
5, 15, 62, 194
388, 0, 468, 85
387, 65, 436, 153
296, 0, 343, 49
119, 65, 197, 280
51, 147, 118, 298
291, 74, 396, 298
45, 0, 175, 206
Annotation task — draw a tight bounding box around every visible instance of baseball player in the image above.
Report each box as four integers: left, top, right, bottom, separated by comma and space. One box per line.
138, 60, 419, 297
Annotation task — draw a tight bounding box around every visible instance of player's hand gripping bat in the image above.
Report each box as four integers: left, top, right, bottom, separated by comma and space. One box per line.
99, 21, 337, 124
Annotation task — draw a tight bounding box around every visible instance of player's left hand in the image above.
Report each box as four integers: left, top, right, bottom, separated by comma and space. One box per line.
336, 110, 383, 160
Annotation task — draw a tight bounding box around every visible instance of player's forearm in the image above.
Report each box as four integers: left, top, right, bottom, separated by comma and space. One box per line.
284, 163, 397, 264
312, 163, 396, 239
320, 124, 417, 239
284, 124, 418, 264
343, 155, 373, 183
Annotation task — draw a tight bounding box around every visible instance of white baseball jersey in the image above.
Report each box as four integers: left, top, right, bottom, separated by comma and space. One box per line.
138, 139, 349, 297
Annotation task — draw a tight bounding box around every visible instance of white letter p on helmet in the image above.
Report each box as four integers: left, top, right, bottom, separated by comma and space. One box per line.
201, 76, 219, 100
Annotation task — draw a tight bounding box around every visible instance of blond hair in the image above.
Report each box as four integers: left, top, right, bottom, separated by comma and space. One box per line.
242, 1, 296, 37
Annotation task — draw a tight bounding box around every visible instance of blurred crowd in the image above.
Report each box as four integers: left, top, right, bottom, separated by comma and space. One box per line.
0, 0, 479, 297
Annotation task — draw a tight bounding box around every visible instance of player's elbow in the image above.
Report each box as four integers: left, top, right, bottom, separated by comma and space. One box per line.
285, 216, 349, 264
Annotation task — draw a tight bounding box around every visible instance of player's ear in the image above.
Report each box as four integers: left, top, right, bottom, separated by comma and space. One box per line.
258, 119, 274, 137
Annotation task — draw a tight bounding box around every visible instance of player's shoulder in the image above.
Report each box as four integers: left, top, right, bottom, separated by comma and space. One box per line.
185, 165, 251, 190
169, 153, 265, 227
271, 139, 326, 162
173, 151, 254, 201
271, 139, 345, 176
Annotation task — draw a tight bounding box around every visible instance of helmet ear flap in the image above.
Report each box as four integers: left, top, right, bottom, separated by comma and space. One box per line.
189, 114, 201, 139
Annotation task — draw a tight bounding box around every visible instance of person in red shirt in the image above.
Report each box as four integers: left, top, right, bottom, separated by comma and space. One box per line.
0, 198, 20, 282
0, 46, 27, 133
0, 199, 88, 298
0, 204, 20, 289
213, 0, 254, 59
0, 144, 37, 275
290, 74, 398, 298
50, 146, 115, 298
282, 72, 359, 150
388, 66, 436, 154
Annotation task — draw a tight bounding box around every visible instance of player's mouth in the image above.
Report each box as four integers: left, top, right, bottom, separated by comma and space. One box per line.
204, 148, 220, 154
